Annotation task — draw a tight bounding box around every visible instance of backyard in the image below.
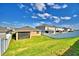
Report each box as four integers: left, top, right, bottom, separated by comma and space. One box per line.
2, 36, 79, 56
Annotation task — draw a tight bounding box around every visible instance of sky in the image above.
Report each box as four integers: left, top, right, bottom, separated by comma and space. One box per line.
0, 3, 79, 30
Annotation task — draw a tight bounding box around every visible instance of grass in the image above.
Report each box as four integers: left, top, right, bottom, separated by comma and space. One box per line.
63, 40, 79, 56
2, 35, 79, 56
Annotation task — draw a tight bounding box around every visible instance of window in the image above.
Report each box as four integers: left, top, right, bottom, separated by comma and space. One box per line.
18, 32, 30, 39
37, 31, 39, 34
45, 31, 49, 33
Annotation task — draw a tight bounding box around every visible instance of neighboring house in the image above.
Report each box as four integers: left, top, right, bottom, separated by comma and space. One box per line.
0, 26, 7, 33
56, 27, 65, 32
0, 26, 12, 39
36, 24, 73, 34
63, 27, 73, 32
36, 24, 56, 34
13, 26, 41, 40
0, 26, 7, 39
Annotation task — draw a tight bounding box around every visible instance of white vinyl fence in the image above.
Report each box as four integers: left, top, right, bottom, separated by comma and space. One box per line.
0, 33, 11, 56
43, 31, 79, 38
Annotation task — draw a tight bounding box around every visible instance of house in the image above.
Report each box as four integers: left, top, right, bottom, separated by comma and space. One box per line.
13, 26, 41, 40
36, 24, 56, 34
0, 26, 12, 39
0, 26, 7, 39
56, 27, 65, 32
63, 27, 73, 32
0, 26, 7, 33
36, 24, 73, 34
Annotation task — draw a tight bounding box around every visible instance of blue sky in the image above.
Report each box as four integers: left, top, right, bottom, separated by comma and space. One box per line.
0, 3, 79, 29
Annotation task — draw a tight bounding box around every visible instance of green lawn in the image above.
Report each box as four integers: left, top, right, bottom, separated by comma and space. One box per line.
3, 36, 79, 56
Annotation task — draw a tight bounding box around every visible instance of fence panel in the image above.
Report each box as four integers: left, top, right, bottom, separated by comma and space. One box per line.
1, 39, 5, 54
0, 34, 11, 56
43, 31, 79, 38
0, 38, 1, 55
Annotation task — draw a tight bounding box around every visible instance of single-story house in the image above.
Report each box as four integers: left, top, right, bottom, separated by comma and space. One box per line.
0, 26, 7, 39
56, 27, 65, 32
13, 26, 41, 40
63, 27, 73, 32
0, 26, 12, 39
36, 24, 56, 34
36, 24, 73, 34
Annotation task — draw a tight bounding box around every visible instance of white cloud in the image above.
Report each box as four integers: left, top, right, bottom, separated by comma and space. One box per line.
60, 16, 71, 20
13, 22, 29, 28
62, 4, 68, 8
1, 21, 10, 24
17, 3, 25, 9
73, 14, 78, 17
34, 3, 46, 11
52, 4, 61, 9
31, 15, 38, 18
33, 21, 45, 26
50, 15, 72, 23
37, 13, 51, 19
52, 16, 60, 23
43, 13, 51, 17
37, 13, 46, 19
40, 21, 45, 24
47, 3, 55, 6
28, 8, 33, 12
34, 23, 41, 26
51, 4, 68, 9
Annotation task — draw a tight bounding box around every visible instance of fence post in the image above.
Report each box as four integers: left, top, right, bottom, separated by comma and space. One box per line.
0, 38, 1, 56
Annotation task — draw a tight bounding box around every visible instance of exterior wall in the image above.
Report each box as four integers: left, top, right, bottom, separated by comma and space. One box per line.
56, 28, 64, 31
45, 27, 56, 34
67, 28, 72, 32
15, 31, 41, 40
16, 32, 31, 40
30, 31, 41, 37
16, 32, 18, 40
0, 33, 6, 39
36, 26, 45, 31
45, 27, 56, 31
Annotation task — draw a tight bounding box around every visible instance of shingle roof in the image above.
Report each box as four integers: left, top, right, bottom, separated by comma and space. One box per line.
15, 26, 40, 32
0, 26, 8, 33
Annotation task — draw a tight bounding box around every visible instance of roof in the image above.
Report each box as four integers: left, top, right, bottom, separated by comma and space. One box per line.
15, 26, 40, 32
0, 26, 8, 33
36, 24, 56, 28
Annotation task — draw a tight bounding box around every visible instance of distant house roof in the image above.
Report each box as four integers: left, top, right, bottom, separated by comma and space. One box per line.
0, 26, 8, 33
15, 26, 40, 32
36, 24, 56, 28
36, 24, 73, 30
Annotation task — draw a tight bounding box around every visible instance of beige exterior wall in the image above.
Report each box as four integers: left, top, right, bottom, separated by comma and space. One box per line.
56, 28, 64, 31
30, 31, 41, 37
16, 32, 18, 40
45, 27, 56, 31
